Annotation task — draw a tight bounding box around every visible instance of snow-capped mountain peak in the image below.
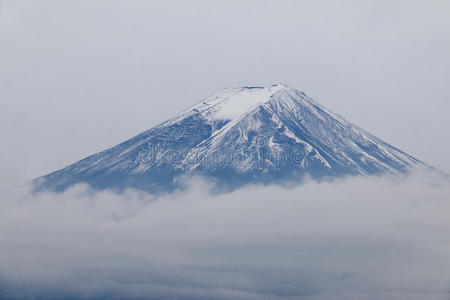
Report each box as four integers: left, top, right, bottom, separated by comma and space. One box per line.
34, 83, 447, 194
177, 83, 288, 123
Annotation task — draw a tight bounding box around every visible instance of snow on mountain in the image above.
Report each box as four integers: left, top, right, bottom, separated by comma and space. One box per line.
34, 83, 447, 194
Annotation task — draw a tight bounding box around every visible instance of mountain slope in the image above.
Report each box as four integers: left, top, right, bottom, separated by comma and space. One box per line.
34, 83, 442, 194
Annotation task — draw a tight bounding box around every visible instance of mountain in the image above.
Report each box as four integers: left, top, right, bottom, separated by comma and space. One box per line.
34, 83, 443, 194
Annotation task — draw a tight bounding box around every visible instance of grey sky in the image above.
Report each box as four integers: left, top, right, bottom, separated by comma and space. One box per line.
1, 0, 449, 184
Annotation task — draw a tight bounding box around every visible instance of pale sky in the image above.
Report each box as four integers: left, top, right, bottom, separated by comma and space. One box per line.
1, 0, 449, 184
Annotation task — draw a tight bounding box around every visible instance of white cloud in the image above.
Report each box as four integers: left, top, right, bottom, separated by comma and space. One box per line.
1, 177, 449, 299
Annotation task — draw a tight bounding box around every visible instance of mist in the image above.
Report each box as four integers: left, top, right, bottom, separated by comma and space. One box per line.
1, 177, 450, 299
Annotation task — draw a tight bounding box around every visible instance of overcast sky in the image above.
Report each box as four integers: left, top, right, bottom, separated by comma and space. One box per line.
1, 0, 449, 184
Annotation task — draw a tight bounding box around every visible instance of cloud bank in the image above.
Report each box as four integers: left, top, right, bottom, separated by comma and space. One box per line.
1, 177, 450, 300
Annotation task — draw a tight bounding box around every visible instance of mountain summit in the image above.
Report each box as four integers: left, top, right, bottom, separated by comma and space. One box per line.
35, 84, 441, 193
